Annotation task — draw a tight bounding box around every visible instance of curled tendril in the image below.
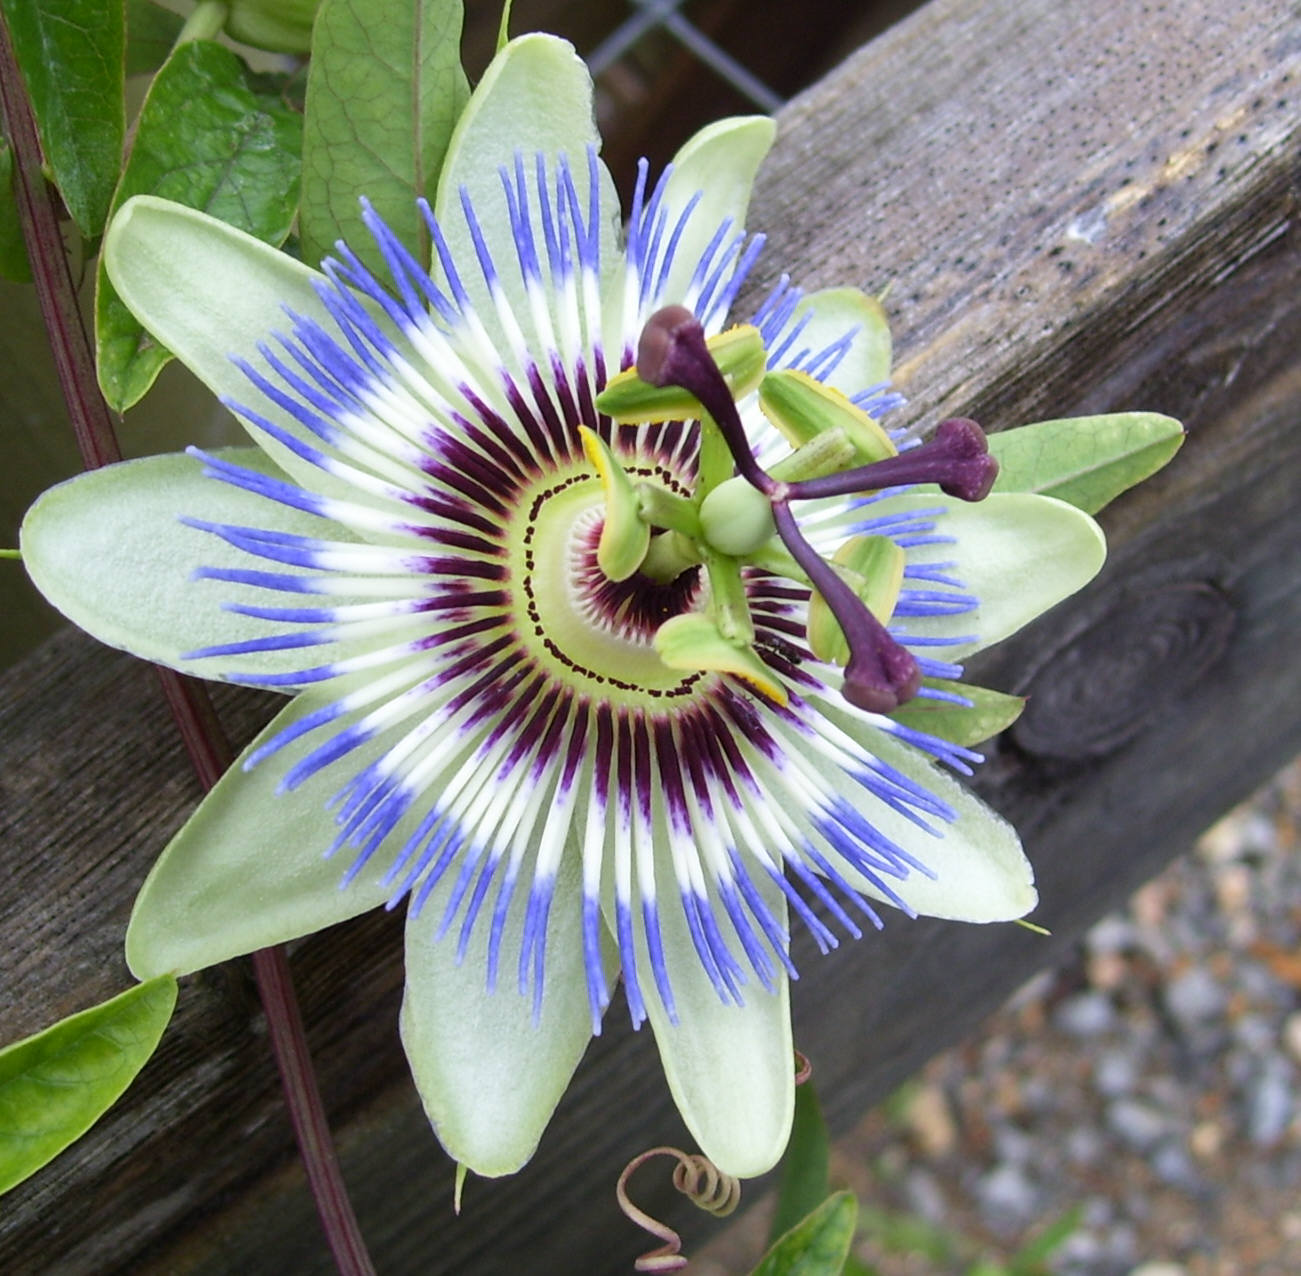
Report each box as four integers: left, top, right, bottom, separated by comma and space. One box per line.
794, 1049, 813, 1086
616, 1146, 743, 1272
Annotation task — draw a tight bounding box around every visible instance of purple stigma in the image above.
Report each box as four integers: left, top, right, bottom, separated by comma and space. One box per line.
786, 418, 999, 503
636, 306, 775, 494
771, 500, 921, 713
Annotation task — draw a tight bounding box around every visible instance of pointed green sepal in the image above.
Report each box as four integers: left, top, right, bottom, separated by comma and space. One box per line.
888, 678, 1025, 747
989, 412, 1185, 513
595, 324, 767, 423
654, 612, 786, 704
495, 0, 513, 51
579, 425, 651, 581
759, 369, 896, 463
806, 535, 904, 665
0, 977, 177, 1195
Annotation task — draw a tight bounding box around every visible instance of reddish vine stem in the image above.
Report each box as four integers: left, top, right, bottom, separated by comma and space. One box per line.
0, 20, 375, 1276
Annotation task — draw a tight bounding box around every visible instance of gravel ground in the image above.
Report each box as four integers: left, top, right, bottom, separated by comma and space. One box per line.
693, 760, 1301, 1275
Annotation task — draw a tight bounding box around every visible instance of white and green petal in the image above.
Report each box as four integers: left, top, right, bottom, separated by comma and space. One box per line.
24, 37, 1120, 1183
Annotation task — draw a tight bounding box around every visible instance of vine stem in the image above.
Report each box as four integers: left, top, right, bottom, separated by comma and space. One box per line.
0, 19, 376, 1276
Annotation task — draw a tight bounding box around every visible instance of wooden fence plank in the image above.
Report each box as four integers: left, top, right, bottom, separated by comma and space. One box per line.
2, 0, 1298, 1271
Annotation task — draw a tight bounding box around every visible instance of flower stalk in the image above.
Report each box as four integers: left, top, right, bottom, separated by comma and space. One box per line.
0, 24, 374, 1276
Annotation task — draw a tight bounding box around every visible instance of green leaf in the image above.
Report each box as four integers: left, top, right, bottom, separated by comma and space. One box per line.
769, 1081, 831, 1243
299, 0, 468, 273
0, 139, 31, 282
989, 413, 1184, 514
856, 1203, 959, 1263
125, 0, 184, 77
0, 976, 177, 1195
0, 0, 125, 237
888, 678, 1025, 747
752, 1190, 858, 1276
95, 39, 302, 411
841, 1258, 880, 1276
1006, 1206, 1082, 1272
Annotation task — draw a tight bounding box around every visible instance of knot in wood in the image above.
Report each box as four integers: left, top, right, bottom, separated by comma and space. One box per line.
1012, 580, 1235, 760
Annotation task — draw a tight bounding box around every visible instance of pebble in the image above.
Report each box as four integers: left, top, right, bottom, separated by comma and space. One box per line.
1054, 990, 1116, 1038
1129, 1263, 1187, 1276
1284, 1011, 1301, 1063
1189, 1120, 1225, 1159
1087, 915, 1138, 954
1245, 1056, 1295, 1146
1164, 966, 1227, 1028
905, 1083, 956, 1157
1094, 1047, 1141, 1097
1233, 1013, 1276, 1054
1107, 1098, 1173, 1151
1151, 1140, 1203, 1192
1065, 1125, 1105, 1165
902, 1167, 946, 1223
1055, 1229, 1106, 1272
975, 1162, 1040, 1233
1089, 950, 1131, 991
992, 1124, 1036, 1166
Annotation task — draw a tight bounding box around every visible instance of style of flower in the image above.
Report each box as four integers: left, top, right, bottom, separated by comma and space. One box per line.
21, 36, 1106, 1180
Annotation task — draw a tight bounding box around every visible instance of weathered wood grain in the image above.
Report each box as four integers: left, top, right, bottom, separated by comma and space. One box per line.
2, 0, 1298, 1271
